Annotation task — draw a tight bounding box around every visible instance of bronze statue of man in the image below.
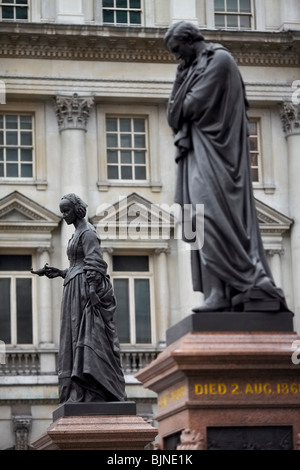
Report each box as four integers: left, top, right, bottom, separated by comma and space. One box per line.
165, 21, 288, 313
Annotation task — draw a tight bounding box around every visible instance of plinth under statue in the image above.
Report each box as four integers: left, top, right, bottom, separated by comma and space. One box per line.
32, 194, 157, 450
136, 22, 300, 451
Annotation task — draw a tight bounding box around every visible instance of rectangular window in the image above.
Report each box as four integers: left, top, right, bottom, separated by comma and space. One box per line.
214, 0, 253, 30
0, 255, 33, 345
106, 116, 148, 182
112, 255, 152, 344
0, 114, 34, 179
103, 0, 142, 25
249, 119, 261, 183
1, 0, 29, 21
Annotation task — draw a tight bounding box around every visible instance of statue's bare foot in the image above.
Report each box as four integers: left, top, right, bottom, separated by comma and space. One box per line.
192, 295, 231, 312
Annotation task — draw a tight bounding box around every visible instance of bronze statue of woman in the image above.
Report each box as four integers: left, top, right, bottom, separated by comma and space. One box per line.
33, 194, 126, 403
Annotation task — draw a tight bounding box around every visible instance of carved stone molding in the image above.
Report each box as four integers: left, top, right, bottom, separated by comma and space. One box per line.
176, 428, 206, 450
280, 102, 300, 136
13, 415, 32, 451
54, 93, 95, 131
267, 249, 285, 257
0, 24, 300, 67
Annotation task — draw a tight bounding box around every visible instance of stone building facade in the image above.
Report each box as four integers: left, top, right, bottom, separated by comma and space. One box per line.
0, 0, 299, 449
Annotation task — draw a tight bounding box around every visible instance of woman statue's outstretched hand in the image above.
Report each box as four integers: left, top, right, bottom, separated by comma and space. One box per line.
44, 266, 64, 279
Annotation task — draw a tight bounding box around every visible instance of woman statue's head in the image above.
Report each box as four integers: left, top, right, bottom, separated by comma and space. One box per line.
60, 193, 88, 224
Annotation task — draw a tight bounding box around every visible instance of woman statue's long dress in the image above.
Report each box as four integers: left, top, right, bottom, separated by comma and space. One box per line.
34, 194, 127, 403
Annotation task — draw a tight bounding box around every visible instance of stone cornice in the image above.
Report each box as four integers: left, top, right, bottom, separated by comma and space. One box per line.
0, 23, 299, 67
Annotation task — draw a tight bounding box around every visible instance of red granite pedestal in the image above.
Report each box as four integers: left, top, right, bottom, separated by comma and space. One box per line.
32, 402, 157, 450
136, 312, 300, 451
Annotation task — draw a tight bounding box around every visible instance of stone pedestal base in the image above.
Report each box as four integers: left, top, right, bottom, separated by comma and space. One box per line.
136, 312, 300, 451
32, 402, 157, 450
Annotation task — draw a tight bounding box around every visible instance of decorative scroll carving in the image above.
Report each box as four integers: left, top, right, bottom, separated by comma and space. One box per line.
176, 428, 205, 450
54, 93, 94, 131
13, 415, 32, 451
280, 102, 300, 136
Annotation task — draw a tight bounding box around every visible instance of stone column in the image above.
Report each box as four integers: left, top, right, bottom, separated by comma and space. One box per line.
37, 248, 54, 347
154, 248, 170, 346
54, 93, 94, 266
280, 102, 300, 332
170, 0, 198, 24
268, 249, 284, 289
102, 247, 114, 277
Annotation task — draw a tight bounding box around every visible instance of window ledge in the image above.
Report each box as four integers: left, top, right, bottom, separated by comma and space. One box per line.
253, 183, 276, 195
97, 180, 162, 193
0, 179, 48, 190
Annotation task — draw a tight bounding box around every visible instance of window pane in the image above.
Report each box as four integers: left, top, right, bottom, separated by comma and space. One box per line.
215, 14, 225, 27
0, 278, 11, 344
21, 148, 32, 161
227, 0, 238, 12
240, 0, 251, 12
20, 116, 32, 130
129, 11, 141, 24
121, 166, 132, 180
227, 14, 238, 27
116, 0, 127, 8
134, 166, 146, 180
0, 116, 3, 128
135, 279, 151, 343
103, 0, 114, 7
7, 164, 18, 177
120, 118, 131, 132
6, 115, 18, 129
106, 117, 118, 132
103, 10, 114, 22
107, 133, 118, 147
21, 164, 32, 178
0, 148, 3, 160
249, 121, 257, 135
134, 150, 145, 164
6, 148, 18, 161
134, 119, 145, 132
0, 132, 3, 145
251, 154, 258, 167
251, 168, 259, 182
107, 149, 118, 164
21, 132, 32, 146
6, 132, 18, 145
19, 0, 29, 5
130, 0, 140, 8
2, 6, 14, 19
113, 256, 149, 272
0, 164, 3, 177
214, 0, 225, 11
240, 15, 251, 28
0, 255, 32, 271
134, 134, 145, 148
108, 165, 119, 179
116, 10, 128, 23
16, 6, 27, 19
120, 134, 132, 148
114, 279, 130, 343
121, 150, 132, 164
16, 278, 33, 344
250, 137, 258, 152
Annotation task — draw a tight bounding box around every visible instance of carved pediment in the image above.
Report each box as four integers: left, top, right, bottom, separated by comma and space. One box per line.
0, 191, 61, 232
256, 198, 293, 235
91, 192, 175, 241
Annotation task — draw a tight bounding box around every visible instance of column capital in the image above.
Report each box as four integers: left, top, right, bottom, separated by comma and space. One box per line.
280, 102, 300, 137
54, 93, 94, 131
267, 249, 285, 257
